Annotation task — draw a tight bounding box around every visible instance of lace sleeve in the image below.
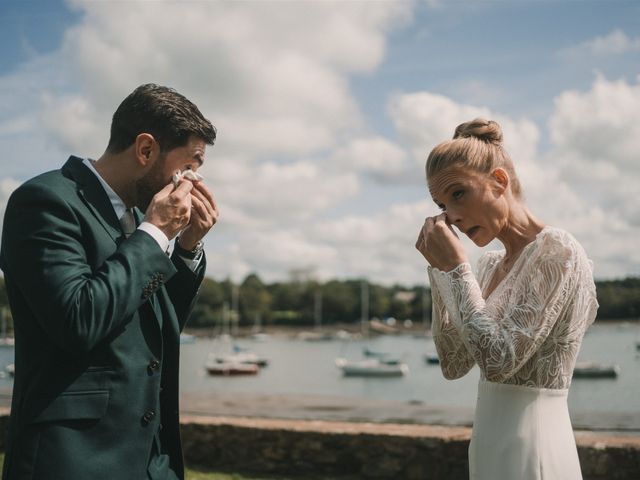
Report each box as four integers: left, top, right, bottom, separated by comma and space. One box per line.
428, 268, 475, 379
429, 233, 579, 383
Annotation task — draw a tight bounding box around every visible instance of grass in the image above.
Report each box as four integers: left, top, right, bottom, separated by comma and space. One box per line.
0, 454, 285, 480
185, 467, 286, 480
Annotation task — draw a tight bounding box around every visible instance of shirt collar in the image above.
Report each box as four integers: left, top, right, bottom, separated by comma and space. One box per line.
82, 158, 128, 220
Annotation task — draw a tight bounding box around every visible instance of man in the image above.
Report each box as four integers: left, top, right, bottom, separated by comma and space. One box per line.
0, 84, 218, 479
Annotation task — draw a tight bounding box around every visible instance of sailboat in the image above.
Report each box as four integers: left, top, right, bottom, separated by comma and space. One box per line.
335, 357, 408, 377
298, 290, 333, 341
210, 344, 269, 367
205, 296, 267, 376
573, 361, 620, 379
249, 312, 270, 341
335, 281, 409, 377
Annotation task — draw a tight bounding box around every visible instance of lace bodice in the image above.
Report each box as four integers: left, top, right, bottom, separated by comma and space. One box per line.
428, 226, 598, 389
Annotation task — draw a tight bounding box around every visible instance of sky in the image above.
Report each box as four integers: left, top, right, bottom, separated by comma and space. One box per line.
0, 0, 639, 286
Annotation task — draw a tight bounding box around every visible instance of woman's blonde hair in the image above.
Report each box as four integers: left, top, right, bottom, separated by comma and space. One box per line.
426, 118, 522, 198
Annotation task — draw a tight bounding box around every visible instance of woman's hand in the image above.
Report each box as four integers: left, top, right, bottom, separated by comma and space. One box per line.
415, 213, 468, 271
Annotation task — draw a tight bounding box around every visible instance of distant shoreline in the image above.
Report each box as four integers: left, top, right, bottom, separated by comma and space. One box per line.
183, 317, 640, 339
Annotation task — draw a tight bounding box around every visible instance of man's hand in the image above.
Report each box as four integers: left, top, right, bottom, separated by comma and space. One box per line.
415, 213, 468, 271
177, 180, 218, 250
144, 181, 193, 240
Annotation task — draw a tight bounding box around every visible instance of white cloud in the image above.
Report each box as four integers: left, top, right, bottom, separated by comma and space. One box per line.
205, 156, 360, 228
550, 74, 640, 172
384, 79, 640, 280
49, 0, 412, 159
203, 198, 434, 285
546, 74, 640, 277
560, 29, 640, 58
328, 136, 409, 182
1, 2, 638, 285
549, 75, 640, 212
388, 91, 540, 177
0, 0, 416, 285
40, 92, 109, 154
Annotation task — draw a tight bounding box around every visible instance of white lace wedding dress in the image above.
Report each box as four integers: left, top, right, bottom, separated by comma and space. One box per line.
428, 226, 598, 480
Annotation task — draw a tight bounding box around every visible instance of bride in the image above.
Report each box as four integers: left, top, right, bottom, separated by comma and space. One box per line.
415, 118, 598, 479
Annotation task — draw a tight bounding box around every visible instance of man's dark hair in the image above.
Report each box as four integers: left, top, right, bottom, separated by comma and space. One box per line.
107, 83, 216, 153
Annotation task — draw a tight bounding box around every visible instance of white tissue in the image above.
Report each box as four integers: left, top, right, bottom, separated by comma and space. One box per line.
172, 169, 203, 186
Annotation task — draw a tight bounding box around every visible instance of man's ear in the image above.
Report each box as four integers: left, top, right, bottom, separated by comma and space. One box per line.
491, 167, 509, 195
134, 133, 156, 167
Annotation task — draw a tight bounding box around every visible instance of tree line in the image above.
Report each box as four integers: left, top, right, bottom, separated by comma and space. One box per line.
0, 274, 638, 331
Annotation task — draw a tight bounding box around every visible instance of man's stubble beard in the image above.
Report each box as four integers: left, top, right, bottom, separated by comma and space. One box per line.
135, 154, 167, 212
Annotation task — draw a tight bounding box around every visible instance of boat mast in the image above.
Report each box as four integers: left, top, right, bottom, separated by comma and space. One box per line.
314, 290, 322, 331
360, 280, 369, 337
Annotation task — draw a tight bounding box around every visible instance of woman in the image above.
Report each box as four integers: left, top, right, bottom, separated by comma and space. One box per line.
415, 118, 598, 479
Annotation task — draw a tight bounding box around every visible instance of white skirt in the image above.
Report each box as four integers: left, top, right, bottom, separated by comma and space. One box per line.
469, 380, 582, 480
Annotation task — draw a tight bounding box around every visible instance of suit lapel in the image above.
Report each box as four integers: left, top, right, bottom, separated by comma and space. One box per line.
62, 156, 123, 243
62, 158, 177, 338
62, 157, 172, 340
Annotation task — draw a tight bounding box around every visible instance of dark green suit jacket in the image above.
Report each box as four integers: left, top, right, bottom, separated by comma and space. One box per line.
0, 156, 205, 479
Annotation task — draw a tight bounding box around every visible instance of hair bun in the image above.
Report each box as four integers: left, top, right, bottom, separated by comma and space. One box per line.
453, 118, 503, 145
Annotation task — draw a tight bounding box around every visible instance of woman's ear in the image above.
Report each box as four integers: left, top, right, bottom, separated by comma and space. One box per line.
490, 167, 509, 195
134, 133, 156, 167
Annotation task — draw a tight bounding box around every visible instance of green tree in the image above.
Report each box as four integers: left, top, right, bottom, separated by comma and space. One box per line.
239, 273, 272, 327
321, 280, 359, 324
190, 277, 226, 327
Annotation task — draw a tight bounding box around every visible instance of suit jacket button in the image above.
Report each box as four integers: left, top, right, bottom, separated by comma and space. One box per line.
142, 410, 155, 424
149, 360, 160, 371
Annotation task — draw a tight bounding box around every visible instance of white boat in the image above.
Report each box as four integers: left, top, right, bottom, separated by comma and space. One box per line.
335, 358, 408, 377
250, 332, 271, 342
298, 331, 334, 342
573, 361, 620, 379
5, 363, 14, 377
179, 333, 196, 344
205, 361, 259, 376
212, 351, 269, 367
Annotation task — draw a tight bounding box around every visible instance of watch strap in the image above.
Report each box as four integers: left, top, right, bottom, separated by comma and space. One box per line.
174, 238, 204, 259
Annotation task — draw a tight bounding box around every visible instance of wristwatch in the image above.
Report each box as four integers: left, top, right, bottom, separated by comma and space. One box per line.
174, 238, 204, 260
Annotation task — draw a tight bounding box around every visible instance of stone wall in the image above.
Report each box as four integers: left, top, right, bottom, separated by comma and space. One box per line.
1, 409, 638, 478
180, 415, 640, 480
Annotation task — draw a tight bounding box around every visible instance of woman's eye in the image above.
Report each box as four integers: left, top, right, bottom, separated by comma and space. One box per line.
452, 190, 464, 200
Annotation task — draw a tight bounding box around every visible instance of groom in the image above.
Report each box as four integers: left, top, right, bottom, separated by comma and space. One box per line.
0, 84, 218, 479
